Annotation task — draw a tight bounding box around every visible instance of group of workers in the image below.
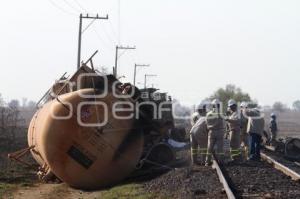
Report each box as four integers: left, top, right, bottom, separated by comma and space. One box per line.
190, 99, 278, 166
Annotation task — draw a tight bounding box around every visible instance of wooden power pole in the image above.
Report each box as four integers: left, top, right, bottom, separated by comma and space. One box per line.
133, 64, 150, 86
114, 45, 136, 77
144, 74, 157, 89
77, 13, 109, 69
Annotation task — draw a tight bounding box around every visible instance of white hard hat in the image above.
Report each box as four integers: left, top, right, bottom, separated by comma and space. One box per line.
197, 103, 206, 110
211, 99, 220, 105
228, 99, 237, 107
271, 113, 276, 117
240, 101, 248, 108
197, 100, 210, 110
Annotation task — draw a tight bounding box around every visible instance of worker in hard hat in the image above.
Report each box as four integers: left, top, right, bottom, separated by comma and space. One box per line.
247, 108, 265, 161
191, 106, 201, 126
240, 101, 249, 160
205, 99, 225, 166
190, 103, 208, 165
225, 99, 241, 161
269, 113, 278, 143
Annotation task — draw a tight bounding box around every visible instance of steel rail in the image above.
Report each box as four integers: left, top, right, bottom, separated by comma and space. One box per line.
261, 152, 300, 181
212, 160, 236, 199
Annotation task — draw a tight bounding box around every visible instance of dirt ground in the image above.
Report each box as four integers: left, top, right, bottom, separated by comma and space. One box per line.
1, 157, 224, 199
3, 181, 162, 199
4, 166, 226, 199
5, 183, 103, 199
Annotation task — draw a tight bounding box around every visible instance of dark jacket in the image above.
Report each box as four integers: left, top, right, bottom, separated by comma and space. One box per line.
269, 119, 278, 133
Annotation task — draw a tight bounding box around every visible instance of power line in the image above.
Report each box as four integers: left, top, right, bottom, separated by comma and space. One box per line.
134, 64, 150, 86
72, 0, 118, 46
114, 45, 136, 77
98, 23, 118, 46
62, 0, 81, 13
68, 1, 103, 43
48, 0, 77, 16
93, 28, 114, 50
77, 14, 109, 69
118, 0, 121, 45
73, 0, 88, 13
108, 20, 119, 43
70, 0, 125, 71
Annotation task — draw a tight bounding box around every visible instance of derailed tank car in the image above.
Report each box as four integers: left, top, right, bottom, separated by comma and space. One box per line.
22, 64, 186, 189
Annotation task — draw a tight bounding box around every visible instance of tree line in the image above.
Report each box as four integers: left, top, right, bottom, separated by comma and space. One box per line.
0, 94, 36, 151
208, 84, 300, 113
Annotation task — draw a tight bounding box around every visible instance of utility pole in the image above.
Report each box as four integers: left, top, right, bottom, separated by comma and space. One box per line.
77, 13, 109, 69
144, 74, 157, 89
114, 45, 136, 77
133, 64, 150, 86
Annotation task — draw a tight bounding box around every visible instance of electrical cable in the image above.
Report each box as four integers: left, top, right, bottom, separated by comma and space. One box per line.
48, 0, 77, 16
97, 23, 118, 46
93, 29, 114, 50
108, 20, 119, 43
62, 0, 81, 13
73, 0, 89, 13
71, 0, 117, 49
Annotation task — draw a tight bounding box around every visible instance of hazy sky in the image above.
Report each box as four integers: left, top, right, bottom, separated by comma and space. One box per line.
1, 0, 300, 107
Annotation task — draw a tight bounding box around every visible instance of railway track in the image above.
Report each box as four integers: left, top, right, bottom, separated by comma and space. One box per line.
143, 163, 228, 198
213, 154, 300, 199
143, 149, 300, 198
262, 147, 300, 176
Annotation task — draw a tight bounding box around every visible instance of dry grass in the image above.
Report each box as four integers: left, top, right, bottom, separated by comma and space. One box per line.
0, 158, 36, 199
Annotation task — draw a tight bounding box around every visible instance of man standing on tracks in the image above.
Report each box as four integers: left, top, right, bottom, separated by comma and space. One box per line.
190, 103, 208, 165
205, 99, 226, 166
240, 101, 249, 160
247, 108, 265, 161
269, 113, 278, 143
225, 99, 241, 161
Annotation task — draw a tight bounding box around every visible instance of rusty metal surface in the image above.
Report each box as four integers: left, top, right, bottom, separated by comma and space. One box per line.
28, 88, 144, 189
